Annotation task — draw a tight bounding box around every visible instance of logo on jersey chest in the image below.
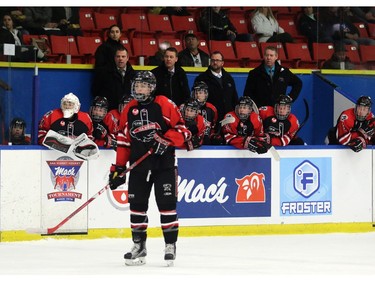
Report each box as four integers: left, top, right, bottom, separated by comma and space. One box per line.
130, 108, 161, 142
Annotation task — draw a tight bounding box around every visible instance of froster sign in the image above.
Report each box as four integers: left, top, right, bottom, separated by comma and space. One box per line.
280, 158, 332, 216
177, 158, 272, 218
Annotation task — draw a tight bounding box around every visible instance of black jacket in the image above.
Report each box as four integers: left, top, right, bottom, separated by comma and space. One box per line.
91, 61, 136, 110
178, 48, 210, 67
195, 67, 239, 121
151, 63, 190, 107
243, 61, 302, 107
94, 38, 124, 72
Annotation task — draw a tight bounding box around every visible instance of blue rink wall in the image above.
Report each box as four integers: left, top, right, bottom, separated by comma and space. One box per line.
0, 63, 375, 145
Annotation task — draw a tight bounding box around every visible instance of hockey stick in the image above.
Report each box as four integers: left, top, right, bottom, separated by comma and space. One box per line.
46, 148, 154, 235
296, 98, 310, 135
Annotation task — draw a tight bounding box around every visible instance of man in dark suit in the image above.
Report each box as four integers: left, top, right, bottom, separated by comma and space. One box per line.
178, 33, 209, 67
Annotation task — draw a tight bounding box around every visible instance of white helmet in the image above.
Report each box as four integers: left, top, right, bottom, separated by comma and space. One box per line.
61, 93, 81, 118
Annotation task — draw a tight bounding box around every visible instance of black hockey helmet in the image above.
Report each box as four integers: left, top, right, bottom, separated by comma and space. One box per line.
9, 117, 26, 141
191, 81, 209, 107
181, 98, 200, 121
131, 71, 156, 103
355, 96, 372, 121
90, 96, 108, 122
118, 95, 133, 113
274, 95, 292, 120
235, 96, 253, 122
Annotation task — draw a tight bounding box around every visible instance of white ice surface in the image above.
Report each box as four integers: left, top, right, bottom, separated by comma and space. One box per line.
1, 232, 375, 280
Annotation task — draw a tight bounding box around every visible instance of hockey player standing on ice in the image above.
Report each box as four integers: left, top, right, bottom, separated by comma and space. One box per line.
179, 97, 206, 150
221, 96, 271, 154
108, 71, 191, 266
326, 95, 375, 152
259, 95, 305, 146
89, 96, 116, 149
37, 92, 94, 144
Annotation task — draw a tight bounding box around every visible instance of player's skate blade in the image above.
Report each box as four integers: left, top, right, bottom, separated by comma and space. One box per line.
125, 257, 146, 266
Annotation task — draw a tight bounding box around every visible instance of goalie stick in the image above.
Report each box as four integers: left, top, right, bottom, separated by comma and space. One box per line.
45, 148, 154, 235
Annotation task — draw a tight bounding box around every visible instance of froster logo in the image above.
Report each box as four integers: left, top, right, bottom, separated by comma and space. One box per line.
293, 160, 319, 197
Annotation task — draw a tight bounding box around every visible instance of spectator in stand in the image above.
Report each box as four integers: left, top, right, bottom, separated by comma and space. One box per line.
8, 118, 31, 145
148, 40, 171, 66
22, 7, 63, 35
194, 51, 239, 123
297, 7, 333, 53
51, 7, 82, 36
350, 7, 375, 24
0, 7, 28, 36
322, 42, 355, 70
178, 33, 210, 67
326, 96, 375, 152
94, 24, 123, 73
243, 45, 302, 107
319, 7, 375, 48
199, 7, 252, 43
151, 47, 190, 107
250, 7, 294, 44
1, 14, 47, 62
92, 45, 136, 111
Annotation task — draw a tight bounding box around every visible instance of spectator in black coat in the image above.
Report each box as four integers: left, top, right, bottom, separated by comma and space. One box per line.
194, 51, 239, 122
51, 7, 82, 36
322, 42, 355, 70
91, 46, 136, 110
243, 46, 302, 108
178, 33, 209, 67
151, 47, 190, 107
94, 24, 123, 73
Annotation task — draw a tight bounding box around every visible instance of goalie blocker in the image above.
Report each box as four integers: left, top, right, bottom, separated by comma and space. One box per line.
42, 130, 100, 160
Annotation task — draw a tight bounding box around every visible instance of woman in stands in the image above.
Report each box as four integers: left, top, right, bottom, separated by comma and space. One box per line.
94, 24, 123, 72
250, 7, 294, 43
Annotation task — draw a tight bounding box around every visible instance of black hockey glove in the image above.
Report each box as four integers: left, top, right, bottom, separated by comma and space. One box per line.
348, 137, 366, 153
185, 136, 202, 151
152, 132, 172, 156
187, 124, 198, 136
210, 133, 224, 145
358, 120, 375, 140
246, 137, 271, 154
93, 123, 108, 140
108, 164, 126, 190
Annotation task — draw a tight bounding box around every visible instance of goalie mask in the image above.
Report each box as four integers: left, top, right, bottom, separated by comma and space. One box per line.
61, 93, 81, 119
181, 98, 199, 122
274, 95, 292, 120
355, 95, 372, 121
90, 96, 108, 122
10, 117, 26, 141
131, 71, 156, 103
191, 81, 208, 107
118, 95, 133, 113
235, 96, 253, 122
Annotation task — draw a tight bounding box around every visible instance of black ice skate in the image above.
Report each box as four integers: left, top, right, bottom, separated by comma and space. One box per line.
164, 243, 176, 267
124, 241, 147, 266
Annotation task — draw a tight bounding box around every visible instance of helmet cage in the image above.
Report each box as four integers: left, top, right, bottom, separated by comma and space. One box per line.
182, 99, 199, 121
131, 71, 156, 103
192, 82, 209, 107
355, 96, 372, 121
90, 96, 108, 122
235, 97, 253, 122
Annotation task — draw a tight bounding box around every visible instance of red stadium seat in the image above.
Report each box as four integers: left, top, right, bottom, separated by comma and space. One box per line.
198, 40, 210, 55
157, 38, 184, 53
359, 45, 375, 69
79, 11, 100, 37
49, 35, 83, 64
228, 14, 249, 34
278, 19, 307, 42
285, 42, 318, 69
131, 37, 158, 61
120, 13, 152, 40
234, 41, 262, 67
209, 40, 242, 67
76, 36, 102, 64
94, 12, 118, 31
353, 22, 369, 38
147, 14, 178, 39
312, 42, 335, 68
